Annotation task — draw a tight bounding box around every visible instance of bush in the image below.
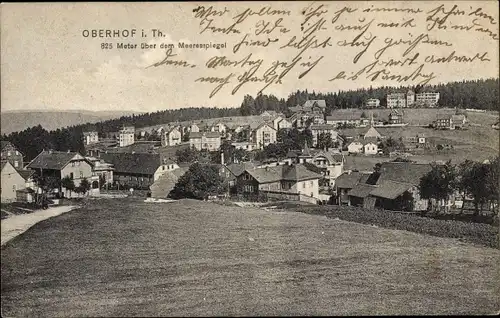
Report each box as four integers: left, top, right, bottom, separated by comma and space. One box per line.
289, 205, 499, 249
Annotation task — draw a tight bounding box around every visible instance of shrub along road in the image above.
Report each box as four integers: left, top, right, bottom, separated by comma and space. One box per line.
1, 198, 499, 316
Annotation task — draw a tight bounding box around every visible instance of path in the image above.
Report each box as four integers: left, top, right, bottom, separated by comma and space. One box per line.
1, 205, 79, 246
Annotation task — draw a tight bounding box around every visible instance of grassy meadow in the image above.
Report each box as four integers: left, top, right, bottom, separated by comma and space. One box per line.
2, 198, 499, 316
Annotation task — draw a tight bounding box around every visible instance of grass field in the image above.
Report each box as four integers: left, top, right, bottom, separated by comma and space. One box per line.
1, 198, 499, 316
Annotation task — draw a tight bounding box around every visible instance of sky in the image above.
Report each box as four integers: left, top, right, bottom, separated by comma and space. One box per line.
1, 1, 499, 112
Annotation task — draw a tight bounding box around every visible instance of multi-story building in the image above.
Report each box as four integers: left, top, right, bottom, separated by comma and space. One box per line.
189, 132, 222, 151
236, 163, 322, 202
1, 141, 24, 169
162, 126, 182, 147
26, 150, 98, 195
252, 123, 277, 149
387, 93, 407, 108
119, 126, 135, 147
82, 131, 99, 145
388, 109, 403, 124
406, 90, 415, 107
210, 122, 227, 135
365, 98, 380, 108
289, 100, 327, 128
416, 92, 440, 107
310, 124, 338, 148
435, 114, 453, 129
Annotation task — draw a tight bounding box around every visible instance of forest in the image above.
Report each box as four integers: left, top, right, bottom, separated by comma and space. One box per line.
3, 78, 498, 162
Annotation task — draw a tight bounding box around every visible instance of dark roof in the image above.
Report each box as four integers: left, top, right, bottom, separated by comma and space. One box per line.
349, 183, 378, 198
376, 162, 432, 185
246, 164, 322, 184
370, 180, 412, 199
226, 162, 257, 177
335, 171, 371, 189
26, 151, 86, 170
17, 169, 35, 180
16, 187, 36, 194
100, 152, 162, 176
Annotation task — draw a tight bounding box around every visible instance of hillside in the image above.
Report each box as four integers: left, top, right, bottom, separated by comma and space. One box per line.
1, 199, 499, 316
0, 110, 142, 134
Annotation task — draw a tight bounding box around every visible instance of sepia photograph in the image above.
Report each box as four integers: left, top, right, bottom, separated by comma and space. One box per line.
1, 1, 499, 316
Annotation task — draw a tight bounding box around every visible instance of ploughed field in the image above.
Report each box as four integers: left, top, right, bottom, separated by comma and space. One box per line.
2, 198, 499, 316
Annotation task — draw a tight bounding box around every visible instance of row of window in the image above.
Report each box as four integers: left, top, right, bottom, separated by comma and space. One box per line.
5, 151, 20, 156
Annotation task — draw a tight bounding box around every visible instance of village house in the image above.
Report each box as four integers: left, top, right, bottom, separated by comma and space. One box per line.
232, 141, 257, 152
189, 132, 222, 151
347, 140, 364, 154
82, 131, 99, 145
363, 141, 378, 155
310, 124, 338, 148
189, 122, 200, 133
210, 122, 227, 135
100, 152, 179, 189
119, 126, 135, 147
311, 151, 345, 186
363, 126, 382, 139
289, 100, 326, 128
326, 113, 362, 127
347, 139, 379, 155
276, 117, 292, 130
451, 114, 467, 129
224, 162, 258, 188
252, 122, 277, 149
236, 163, 322, 203
1, 141, 24, 169
365, 98, 380, 108
26, 150, 97, 195
162, 126, 182, 147
85, 156, 115, 187
388, 110, 403, 124
335, 171, 372, 205
1, 161, 28, 202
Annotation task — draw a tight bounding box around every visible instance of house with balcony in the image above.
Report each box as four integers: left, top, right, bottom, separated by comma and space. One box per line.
26, 150, 97, 195
100, 152, 179, 189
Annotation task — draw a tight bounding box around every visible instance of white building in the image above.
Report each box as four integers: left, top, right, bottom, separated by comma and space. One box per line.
363, 142, 378, 155
232, 141, 257, 152
189, 132, 221, 151
162, 127, 182, 147
407, 90, 415, 107
211, 122, 227, 135
189, 123, 200, 133
119, 126, 135, 147
366, 98, 380, 108
347, 141, 364, 154
387, 93, 407, 108
277, 118, 292, 130
82, 131, 99, 145
252, 123, 277, 149
310, 124, 338, 147
416, 92, 440, 107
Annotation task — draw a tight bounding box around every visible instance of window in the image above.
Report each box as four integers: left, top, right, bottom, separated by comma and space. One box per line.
14, 161, 19, 168
7, 151, 11, 156
70, 173, 74, 179
162, 166, 165, 171
72, 162, 75, 167
129, 176, 132, 181
302, 182, 306, 189
310, 181, 313, 187
80, 171, 84, 178
15, 151, 19, 155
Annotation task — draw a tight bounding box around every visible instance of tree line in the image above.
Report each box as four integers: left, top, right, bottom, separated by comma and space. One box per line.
2, 78, 498, 162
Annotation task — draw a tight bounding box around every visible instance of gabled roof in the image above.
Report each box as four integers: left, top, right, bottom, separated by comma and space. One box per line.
226, 162, 257, 177
303, 100, 326, 108
376, 162, 432, 186
349, 183, 378, 198
26, 151, 86, 170
100, 152, 163, 176
335, 171, 371, 189
253, 122, 276, 131
364, 126, 381, 138
17, 169, 35, 180
370, 180, 412, 199
436, 114, 451, 120
245, 164, 321, 184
